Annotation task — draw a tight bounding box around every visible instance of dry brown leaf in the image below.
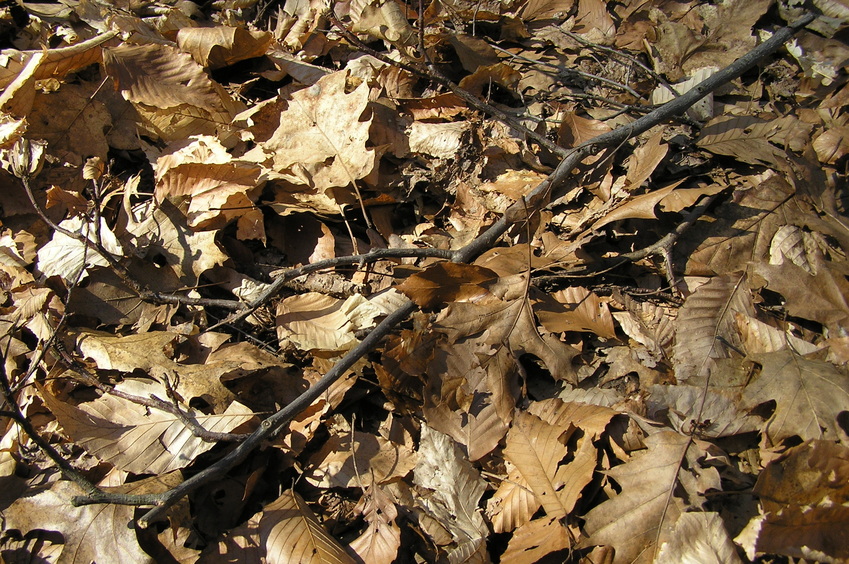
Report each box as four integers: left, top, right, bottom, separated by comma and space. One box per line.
153, 135, 265, 234
304, 429, 416, 488
423, 340, 514, 461
676, 171, 807, 275
768, 224, 825, 275
396, 262, 498, 309
205, 489, 355, 563
501, 515, 572, 563
486, 463, 540, 533
518, 0, 575, 21
696, 115, 796, 169
534, 286, 617, 339
755, 258, 849, 334
103, 43, 241, 141
742, 350, 849, 444
503, 410, 586, 519
437, 294, 580, 383
528, 398, 618, 440
672, 274, 754, 383
448, 32, 500, 73
177, 26, 272, 70
623, 131, 668, 190
736, 440, 849, 562
580, 431, 721, 564
558, 112, 612, 151
104, 44, 223, 110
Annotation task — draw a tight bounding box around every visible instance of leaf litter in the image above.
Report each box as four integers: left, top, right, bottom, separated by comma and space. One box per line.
0, 0, 848, 562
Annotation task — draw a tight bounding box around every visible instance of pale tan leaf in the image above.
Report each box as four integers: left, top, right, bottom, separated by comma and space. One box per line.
276, 292, 383, 352
518, 0, 574, 21
742, 350, 849, 444
651, 67, 718, 120
414, 425, 488, 559
177, 26, 272, 70
647, 384, 760, 438
672, 274, 754, 383
0, 31, 117, 91
40, 380, 254, 474
656, 512, 742, 564
503, 411, 571, 519
35, 216, 122, 283
580, 431, 721, 564
735, 313, 820, 356
350, 0, 416, 45
408, 120, 473, 160
500, 515, 572, 563
153, 136, 265, 233
486, 464, 540, 533
768, 224, 821, 275
813, 124, 849, 164
349, 483, 401, 564
261, 490, 355, 564
304, 429, 416, 489
126, 199, 230, 283
612, 297, 675, 357
4, 480, 152, 563
75, 330, 240, 412
242, 70, 377, 193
